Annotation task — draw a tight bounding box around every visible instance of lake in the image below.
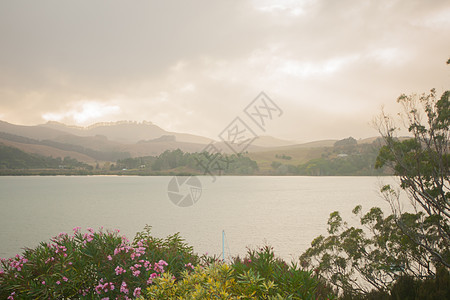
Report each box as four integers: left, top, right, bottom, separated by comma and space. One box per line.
0, 176, 400, 261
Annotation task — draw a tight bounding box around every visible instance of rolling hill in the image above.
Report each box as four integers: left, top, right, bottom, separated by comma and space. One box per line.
39, 121, 214, 144
0, 120, 384, 171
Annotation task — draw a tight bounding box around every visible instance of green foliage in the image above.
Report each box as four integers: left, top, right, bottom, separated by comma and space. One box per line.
146, 246, 335, 300
271, 161, 282, 169
133, 225, 199, 280
231, 246, 335, 299
375, 89, 449, 268
302, 87, 449, 298
300, 206, 444, 296
0, 131, 130, 161
146, 264, 244, 299
296, 143, 386, 176
267, 142, 387, 176
114, 149, 259, 175
340, 267, 450, 300
0, 226, 199, 299
275, 154, 292, 160
0, 228, 335, 299
0, 144, 92, 170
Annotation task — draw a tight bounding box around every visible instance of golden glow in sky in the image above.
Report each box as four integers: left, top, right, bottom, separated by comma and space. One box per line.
0, 0, 449, 141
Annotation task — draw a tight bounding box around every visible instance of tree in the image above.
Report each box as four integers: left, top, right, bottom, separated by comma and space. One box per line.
300, 88, 449, 296
375, 89, 449, 269
300, 206, 438, 296
334, 137, 357, 148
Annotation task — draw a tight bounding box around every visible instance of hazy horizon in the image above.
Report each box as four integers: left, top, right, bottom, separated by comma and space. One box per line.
0, 0, 449, 142
0, 118, 390, 144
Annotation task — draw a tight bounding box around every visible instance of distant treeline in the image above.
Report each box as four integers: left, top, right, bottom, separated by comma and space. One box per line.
0, 138, 389, 176
111, 149, 259, 175
0, 144, 92, 170
270, 138, 388, 176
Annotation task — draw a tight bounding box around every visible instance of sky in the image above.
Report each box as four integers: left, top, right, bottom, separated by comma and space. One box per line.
0, 0, 449, 142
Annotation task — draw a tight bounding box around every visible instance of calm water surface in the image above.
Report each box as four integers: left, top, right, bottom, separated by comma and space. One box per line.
0, 176, 398, 260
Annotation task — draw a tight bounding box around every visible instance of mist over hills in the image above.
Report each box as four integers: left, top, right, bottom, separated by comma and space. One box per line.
0, 119, 390, 177
0, 120, 303, 162
39, 121, 215, 144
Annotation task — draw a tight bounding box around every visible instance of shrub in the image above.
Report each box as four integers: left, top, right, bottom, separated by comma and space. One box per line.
1, 228, 335, 299
145, 246, 335, 300
232, 245, 335, 299
0, 226, 199, 299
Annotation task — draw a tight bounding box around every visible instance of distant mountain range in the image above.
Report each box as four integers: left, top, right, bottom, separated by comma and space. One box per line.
0, 120, 305, 162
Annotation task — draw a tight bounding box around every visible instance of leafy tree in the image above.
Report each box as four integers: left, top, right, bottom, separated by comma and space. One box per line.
300, 88, 449, 296
300, 206, 442, 296
271, 161, 282, 170
375, 89, 449, 268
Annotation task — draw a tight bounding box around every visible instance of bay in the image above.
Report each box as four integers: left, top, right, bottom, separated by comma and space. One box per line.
0, 176, 399, 261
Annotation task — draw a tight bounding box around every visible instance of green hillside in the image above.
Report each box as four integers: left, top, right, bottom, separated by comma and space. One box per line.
248, 137, 389, 175
0, 144, 92, 170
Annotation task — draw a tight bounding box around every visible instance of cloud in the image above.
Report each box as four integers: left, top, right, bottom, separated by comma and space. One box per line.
42, 101, 121, 125
0, 0, 449, 141
254, 0, 313, 16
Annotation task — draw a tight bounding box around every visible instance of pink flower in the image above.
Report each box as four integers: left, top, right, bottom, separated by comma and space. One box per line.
83, 233, 94, 242
57, 232, 67, 238
144, 260, 152, 270
63, 276, 68, 282
73, 226, 81, 234
42, 281, 46, 285
120, 281, 129, 294
133, 287, 142, 297
56, 281, 61, 285
115, 266, 126, 275
107, 255, 112, 261
158, 260, 168, 266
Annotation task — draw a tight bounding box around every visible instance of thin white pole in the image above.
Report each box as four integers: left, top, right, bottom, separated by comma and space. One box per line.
222, 230, 225, 262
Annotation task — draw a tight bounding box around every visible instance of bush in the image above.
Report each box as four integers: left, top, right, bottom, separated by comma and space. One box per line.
1, 228, 336, 299
145, 246, 335, 300
0, 225, 199, 299
232, 245, 335, 299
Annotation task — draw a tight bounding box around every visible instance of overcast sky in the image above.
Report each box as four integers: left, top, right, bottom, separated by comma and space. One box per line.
0, 0, 449, 142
